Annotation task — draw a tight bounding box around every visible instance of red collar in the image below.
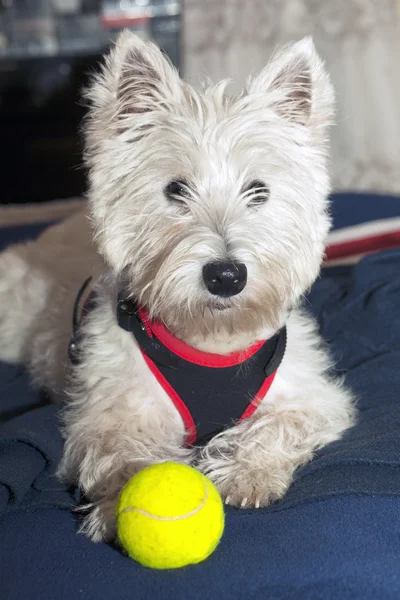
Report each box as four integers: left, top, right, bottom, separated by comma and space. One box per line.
137, 306, 266, 369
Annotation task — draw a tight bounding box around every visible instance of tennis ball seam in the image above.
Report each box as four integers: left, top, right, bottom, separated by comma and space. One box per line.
119, 480, 209, 522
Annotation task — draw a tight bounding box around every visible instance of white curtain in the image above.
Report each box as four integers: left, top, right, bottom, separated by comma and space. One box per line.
183, 0, 400, 195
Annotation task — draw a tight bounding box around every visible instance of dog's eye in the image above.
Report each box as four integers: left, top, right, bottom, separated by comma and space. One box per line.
164, 180, 191, 204
243, 180, 270, 207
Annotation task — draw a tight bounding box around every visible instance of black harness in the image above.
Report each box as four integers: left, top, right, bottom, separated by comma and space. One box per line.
69, 278, 287, 446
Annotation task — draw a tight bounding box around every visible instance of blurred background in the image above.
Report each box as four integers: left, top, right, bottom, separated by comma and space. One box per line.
0, 0, 399, 206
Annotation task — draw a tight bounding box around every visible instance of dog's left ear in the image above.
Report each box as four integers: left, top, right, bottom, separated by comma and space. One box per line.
248, 37, 334, 135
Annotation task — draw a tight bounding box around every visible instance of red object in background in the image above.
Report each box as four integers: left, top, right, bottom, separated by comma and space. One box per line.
102, 15, 150, 30
325, 218, 400, 265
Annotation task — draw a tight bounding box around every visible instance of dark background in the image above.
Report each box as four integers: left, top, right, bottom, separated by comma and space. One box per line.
0, 1, 180, 204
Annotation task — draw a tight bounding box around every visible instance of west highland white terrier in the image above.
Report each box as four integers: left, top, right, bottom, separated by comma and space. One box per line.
0, 31, 355, 542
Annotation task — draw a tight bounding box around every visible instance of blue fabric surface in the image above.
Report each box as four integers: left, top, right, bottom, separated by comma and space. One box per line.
330, 192, 400, 229
1, 194, 400, 599
2, 496, 400, 600
0, 220, 54, 252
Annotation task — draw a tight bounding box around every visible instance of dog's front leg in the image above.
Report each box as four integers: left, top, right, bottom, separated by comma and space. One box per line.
58, 386, 193, 542
197, 380, 354, 508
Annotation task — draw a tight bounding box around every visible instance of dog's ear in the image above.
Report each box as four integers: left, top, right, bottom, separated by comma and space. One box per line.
248, 37, 334, 133
86, 30, 182, 125
115, 30, 182, 115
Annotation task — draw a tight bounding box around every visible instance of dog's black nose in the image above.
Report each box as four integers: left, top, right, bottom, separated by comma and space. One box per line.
202, 262, 247, 297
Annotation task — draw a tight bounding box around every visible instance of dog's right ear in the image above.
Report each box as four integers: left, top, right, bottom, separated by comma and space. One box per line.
85, 30, 182, 128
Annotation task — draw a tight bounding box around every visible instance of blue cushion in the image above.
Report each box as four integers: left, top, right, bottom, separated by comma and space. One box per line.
0, 220, 54, 252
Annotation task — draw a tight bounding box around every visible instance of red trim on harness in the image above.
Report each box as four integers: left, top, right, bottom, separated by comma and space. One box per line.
237, 371, 277, 422
139, 308, 265, 368
141, 351, 197, 446
78, 291, 94, 322
138, 306, 153, 339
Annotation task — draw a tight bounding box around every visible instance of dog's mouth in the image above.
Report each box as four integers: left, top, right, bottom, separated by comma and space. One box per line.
208, 300, 232, 312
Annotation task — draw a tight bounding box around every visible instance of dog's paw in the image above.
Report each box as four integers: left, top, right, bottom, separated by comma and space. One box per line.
198, 458, 293, 509
77, 496, 118, 543
221, 470, 291, 509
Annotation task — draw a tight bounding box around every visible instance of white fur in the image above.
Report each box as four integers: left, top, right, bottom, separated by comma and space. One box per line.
0, 32, 355, 542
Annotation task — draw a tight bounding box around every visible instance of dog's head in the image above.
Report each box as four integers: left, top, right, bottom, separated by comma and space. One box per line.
84, 31, 334, 346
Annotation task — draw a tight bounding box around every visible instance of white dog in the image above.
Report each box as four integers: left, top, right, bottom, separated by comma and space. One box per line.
0, 31, 355, 542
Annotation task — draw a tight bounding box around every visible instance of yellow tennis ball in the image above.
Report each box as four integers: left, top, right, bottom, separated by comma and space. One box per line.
116, 462, 225, 569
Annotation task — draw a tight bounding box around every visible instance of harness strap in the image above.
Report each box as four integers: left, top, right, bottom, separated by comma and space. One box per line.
68, 276, 92, 365
117, 295, 180, 370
